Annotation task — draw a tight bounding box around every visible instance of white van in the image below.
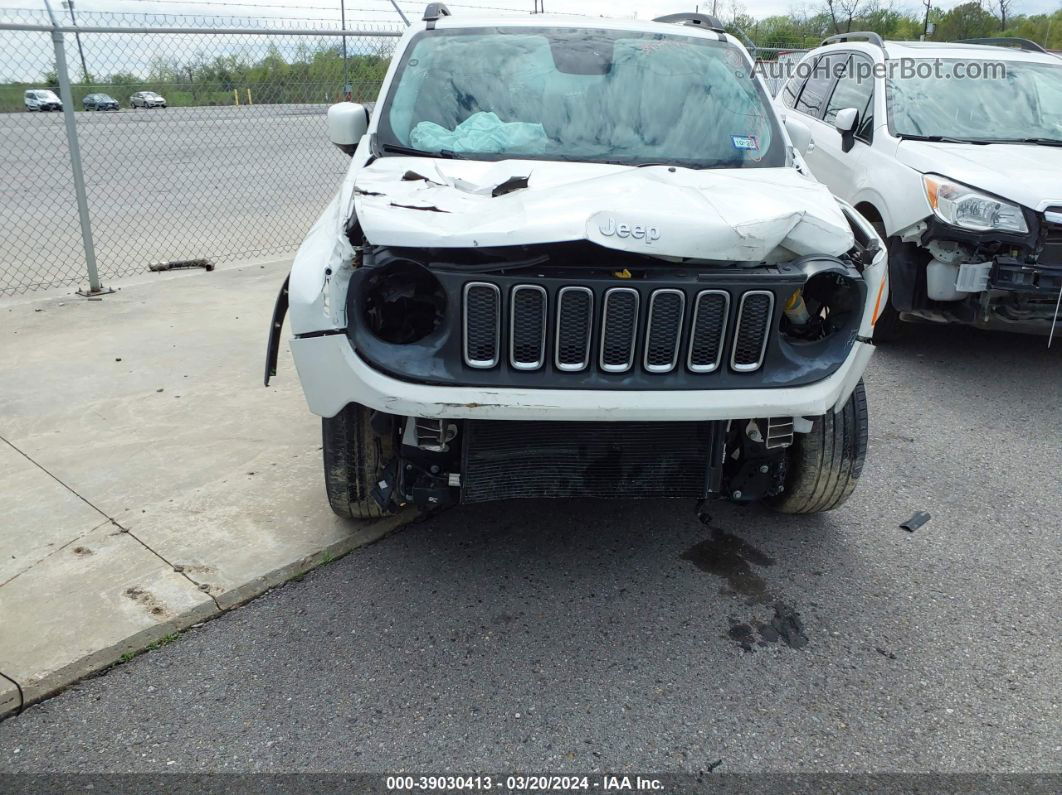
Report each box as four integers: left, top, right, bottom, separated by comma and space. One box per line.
24, 89, 62, 112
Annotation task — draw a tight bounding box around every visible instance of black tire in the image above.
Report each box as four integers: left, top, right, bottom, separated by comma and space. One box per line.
870, 222, 904, 342
769, 380, 869, 514
321, 402, 393, 520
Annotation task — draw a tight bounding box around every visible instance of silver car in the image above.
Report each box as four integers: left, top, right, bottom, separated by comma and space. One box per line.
129, 91, 167, 109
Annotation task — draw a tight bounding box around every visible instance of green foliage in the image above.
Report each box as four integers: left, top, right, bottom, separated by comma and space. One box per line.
2, 40, 391, 112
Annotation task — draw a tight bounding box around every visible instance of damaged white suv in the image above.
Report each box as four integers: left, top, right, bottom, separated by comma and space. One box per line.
266, 6, 888, 519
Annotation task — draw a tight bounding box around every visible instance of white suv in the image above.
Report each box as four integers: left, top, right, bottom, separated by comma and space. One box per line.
266, 6, 887, 518
778, 34, 1061, 337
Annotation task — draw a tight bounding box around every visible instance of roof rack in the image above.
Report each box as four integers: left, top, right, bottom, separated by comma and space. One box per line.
819, 31, 887, 57
652, 12, 726, 34
423, 3, 451, 23
957, 37, 1048, 54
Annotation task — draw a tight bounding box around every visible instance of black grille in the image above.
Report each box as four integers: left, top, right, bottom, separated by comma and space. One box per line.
688, 291, 729, 372
732, 291, 773, 371
460, 281, 781, 377
1043, 210, 1062, 264
463, 282, 500, 368
600, 289, 639, 372
510, 286, 546, 369
461, 420, 721, 503
555, 287, 593, 370
644, 290, 685, 372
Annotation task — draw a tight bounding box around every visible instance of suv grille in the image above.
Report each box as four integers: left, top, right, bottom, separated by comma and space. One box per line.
600, 288, 640, 372
731, 291, 774, 372
463, 282, 501, 368
462, 282, 776, 375
509, 285, 546, 370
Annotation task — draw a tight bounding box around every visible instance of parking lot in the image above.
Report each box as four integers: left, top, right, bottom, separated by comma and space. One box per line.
0, 105, 347, 294
0, 308, 1059, 773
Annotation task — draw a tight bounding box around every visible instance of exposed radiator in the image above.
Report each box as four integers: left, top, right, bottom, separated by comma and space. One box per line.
460, 420, 725, 503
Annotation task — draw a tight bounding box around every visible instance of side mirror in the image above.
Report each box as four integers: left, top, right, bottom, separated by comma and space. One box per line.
834, 107, 859, 153
327, 102, 369, 156
784, 116, 812, 155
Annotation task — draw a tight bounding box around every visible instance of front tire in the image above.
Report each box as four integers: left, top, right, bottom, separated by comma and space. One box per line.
769, 380, 869, 514
322, 403, 393, 520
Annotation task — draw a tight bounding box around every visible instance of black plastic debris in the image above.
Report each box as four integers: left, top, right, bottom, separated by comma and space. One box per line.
876, 646, 897, 660
389, 202, 449, 213
491, 175, 530, 197
148, 258, 214, 273
901, 511, 931, 532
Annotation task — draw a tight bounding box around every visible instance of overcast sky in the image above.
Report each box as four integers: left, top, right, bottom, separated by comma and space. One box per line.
4, 0, 1059, 25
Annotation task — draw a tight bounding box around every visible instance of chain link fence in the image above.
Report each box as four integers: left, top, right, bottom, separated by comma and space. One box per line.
0, 5, 815, 297
0, 8, 403, 296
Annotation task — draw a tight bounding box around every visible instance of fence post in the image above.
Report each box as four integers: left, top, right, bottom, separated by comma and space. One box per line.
44, 0, 109, 296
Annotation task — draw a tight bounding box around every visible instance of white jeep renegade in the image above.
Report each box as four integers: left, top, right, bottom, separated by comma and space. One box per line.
266, 6, 887, 518
779, 34, 1061, 338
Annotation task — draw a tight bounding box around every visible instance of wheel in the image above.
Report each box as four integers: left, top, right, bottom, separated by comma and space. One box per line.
769, 380, 869, 514
321, 402, 393, 520
870, 222, 904, 342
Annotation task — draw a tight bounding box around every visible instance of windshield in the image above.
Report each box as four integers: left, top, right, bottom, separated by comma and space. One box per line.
888, 59, 1062, 142
378, 27, 784, 169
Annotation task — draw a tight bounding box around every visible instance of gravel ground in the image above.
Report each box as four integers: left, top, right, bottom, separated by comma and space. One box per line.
1, 324, 1060, 774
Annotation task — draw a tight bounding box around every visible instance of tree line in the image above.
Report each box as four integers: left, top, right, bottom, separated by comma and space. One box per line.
723, 1, 1060, 50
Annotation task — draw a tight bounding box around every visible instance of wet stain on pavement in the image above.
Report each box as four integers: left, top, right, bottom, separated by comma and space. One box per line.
683, 525, 808, 652
681, 529, 775, 604
727, 605, 808, 652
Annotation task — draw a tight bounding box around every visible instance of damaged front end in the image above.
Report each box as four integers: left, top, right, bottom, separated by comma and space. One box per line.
891, 203, 1062, 332
333, 217, 878, 513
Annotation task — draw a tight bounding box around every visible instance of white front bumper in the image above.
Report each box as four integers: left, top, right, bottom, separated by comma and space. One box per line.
290, 333, 874, 421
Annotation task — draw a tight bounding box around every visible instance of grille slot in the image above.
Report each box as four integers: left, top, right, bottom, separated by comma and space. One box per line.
644, 289, 685, 373
509, 285, 547, 370
555, 286, 593, 372
599, 288, 640, 373
688, 290, 730, 373
463, 282, 501, 368
461, 420, 721, 502
731, 290, 774, 372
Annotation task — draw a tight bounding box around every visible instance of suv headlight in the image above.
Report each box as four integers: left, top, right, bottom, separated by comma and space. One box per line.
922, 174, 1028, 234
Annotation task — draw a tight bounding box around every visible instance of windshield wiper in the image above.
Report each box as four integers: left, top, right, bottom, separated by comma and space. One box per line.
899, 134, 990, 145
380, 143, 462, 159
980, 137, 1062, 147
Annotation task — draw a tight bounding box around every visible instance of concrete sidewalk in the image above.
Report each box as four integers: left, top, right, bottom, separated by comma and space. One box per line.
0, 262, 406, 718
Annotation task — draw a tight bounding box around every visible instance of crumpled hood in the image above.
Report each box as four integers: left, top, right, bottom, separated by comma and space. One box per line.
351, 158, 853, 262
896, 141, 1062, 211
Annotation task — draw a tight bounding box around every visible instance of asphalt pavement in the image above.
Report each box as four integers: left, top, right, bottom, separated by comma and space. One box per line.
0, 105, 348, 295
0, 323, 1060, 774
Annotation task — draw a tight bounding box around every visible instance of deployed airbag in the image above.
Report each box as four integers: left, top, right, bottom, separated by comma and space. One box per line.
410, 111, 548, 155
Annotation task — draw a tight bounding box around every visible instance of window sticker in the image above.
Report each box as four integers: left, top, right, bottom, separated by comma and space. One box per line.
731, 135, 759, 151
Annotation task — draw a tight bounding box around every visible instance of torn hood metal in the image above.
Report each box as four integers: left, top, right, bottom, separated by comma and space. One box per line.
351, 157, 854, 262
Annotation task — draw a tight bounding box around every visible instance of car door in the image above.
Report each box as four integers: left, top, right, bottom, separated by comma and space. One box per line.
803, 53, 878, 201
785, 53, 845, 178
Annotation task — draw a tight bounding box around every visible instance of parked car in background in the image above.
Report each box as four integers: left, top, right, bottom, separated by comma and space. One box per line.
267, 7, 888, 520
83, 93, 120, 111
129, 91, 167, 108
778, 34, 1062, 338
24, 89, 62, 111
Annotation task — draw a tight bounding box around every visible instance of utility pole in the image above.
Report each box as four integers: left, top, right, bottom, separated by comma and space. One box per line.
61, 0, 89, 81
340, 0, 350, 100
922, 0, 932, 41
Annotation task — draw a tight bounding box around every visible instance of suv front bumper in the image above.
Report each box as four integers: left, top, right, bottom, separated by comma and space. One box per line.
290, 332, 873, 421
